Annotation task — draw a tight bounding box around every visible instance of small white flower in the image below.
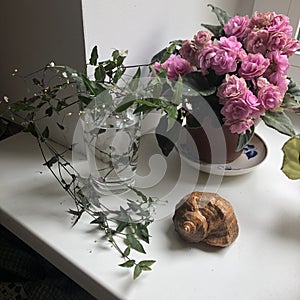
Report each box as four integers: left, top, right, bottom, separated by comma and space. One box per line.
49, 61, 55, 67
3, 95, 9, 102
185, 102, 193, 110
119, 49, 128, 57
62, 72, 68, 78
71, 72, 78, 77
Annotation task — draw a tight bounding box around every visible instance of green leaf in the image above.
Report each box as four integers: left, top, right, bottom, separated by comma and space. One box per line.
155, 113, 182, 156
123, 246, 131, 257
140, 266, 152, 271
173, 76, 183, 105
287, 78, 300, 99
236, 125, 255, 152
115, 96, 135, 113
281, 134, 300, 180
113, 67, 126, 84
129, 67, 141, 92
127, 200, 140, 212
117, 56, 126, 67
26, 122, 38, 138
201, 24, 223, 38
80, 194, 91, 210
126, 234, 146, 254
112, 49, 119, 60
56, 123, 65, 130
128, 186, 148, 203
42, 126, 49, 139
135, 99, 160, 108
152, 82, 163, 98
165, 105, 178, 131
90, 213, 107, 225
182, 72, 216, 96
138, 260, 156, 268
151, 40, 182, 64
116, 222, 128, 233
45, 106, 53, 117
283, 78, 300, 109
133, 264, 142, 279
82, 74, 103, 95
65, 66, 78, 75
78, 95, 93, 106
32, 78, 41, 86
119, 259, 135, 268
262, 110, 295, 137
94, 65, 106, 82
89, 46, 98, 66
136, 224, 150, 243
207, 4, 231, 27
94, 89, 113, 107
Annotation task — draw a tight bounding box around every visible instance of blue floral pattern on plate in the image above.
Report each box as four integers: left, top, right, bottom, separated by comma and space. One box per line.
243, 144, 258, 159
178, 133, 268, 176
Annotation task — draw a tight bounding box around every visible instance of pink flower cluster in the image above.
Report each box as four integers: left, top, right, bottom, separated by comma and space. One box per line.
152, 54, 194, 81
153, 11, 299, 134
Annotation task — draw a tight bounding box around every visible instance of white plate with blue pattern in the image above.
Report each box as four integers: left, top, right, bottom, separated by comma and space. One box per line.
178, 133, 268, 176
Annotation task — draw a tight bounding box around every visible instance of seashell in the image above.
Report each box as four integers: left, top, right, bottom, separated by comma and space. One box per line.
173, 192, 239, 247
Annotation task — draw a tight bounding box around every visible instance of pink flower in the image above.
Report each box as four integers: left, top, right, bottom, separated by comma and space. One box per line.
282, 38, 300, 57
218, 36, 243, 55
194, 31, 212, 48
153, 54, 193, 81
244, 29, 269, 54
257, 82, 282, 110
268, 73, 289, 96
267, 31, 288, 52
217, 74, 248, 103
268, 14, 293, 37
266, 51, 289, 75
198, 44, 217, 70
250, 12, 275, 29
221, 90, 258, 122
210, 49, 237, 75
180, 40, 199, 66
256, 76, 271, 89
224, 15, 250, 39
226, 119, 255, 134
238, 53, 270, 80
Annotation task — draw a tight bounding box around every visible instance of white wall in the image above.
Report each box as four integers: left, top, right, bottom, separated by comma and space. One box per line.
253, 0, 291, 14
81, 0, 254, 66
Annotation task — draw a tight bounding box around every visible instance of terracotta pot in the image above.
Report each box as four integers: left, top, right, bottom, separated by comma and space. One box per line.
186, 123, 243, 164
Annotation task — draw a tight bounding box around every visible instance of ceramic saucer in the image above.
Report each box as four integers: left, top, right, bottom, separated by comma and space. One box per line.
178, 133, 268, 176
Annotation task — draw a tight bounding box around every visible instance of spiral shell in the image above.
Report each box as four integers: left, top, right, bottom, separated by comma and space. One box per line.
173, 192, 239, 247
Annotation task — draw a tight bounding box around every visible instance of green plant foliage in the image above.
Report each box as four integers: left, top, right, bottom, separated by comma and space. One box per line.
262, 111, 295, 137
236, 125, 255, 152
281, 134, 300, 180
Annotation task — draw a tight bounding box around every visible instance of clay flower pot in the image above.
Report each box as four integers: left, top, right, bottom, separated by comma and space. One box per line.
186, 121, 243, 164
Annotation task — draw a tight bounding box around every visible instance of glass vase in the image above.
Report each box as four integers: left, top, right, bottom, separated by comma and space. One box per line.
84, 108, 141, 195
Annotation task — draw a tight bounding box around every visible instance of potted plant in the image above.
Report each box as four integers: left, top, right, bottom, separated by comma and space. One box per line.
145, 5, 300, 165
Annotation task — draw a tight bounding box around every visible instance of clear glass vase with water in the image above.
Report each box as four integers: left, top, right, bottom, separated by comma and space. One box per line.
84, 108, 141, 195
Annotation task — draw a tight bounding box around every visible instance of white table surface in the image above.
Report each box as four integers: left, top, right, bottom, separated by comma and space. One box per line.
1, 118, 300, 300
